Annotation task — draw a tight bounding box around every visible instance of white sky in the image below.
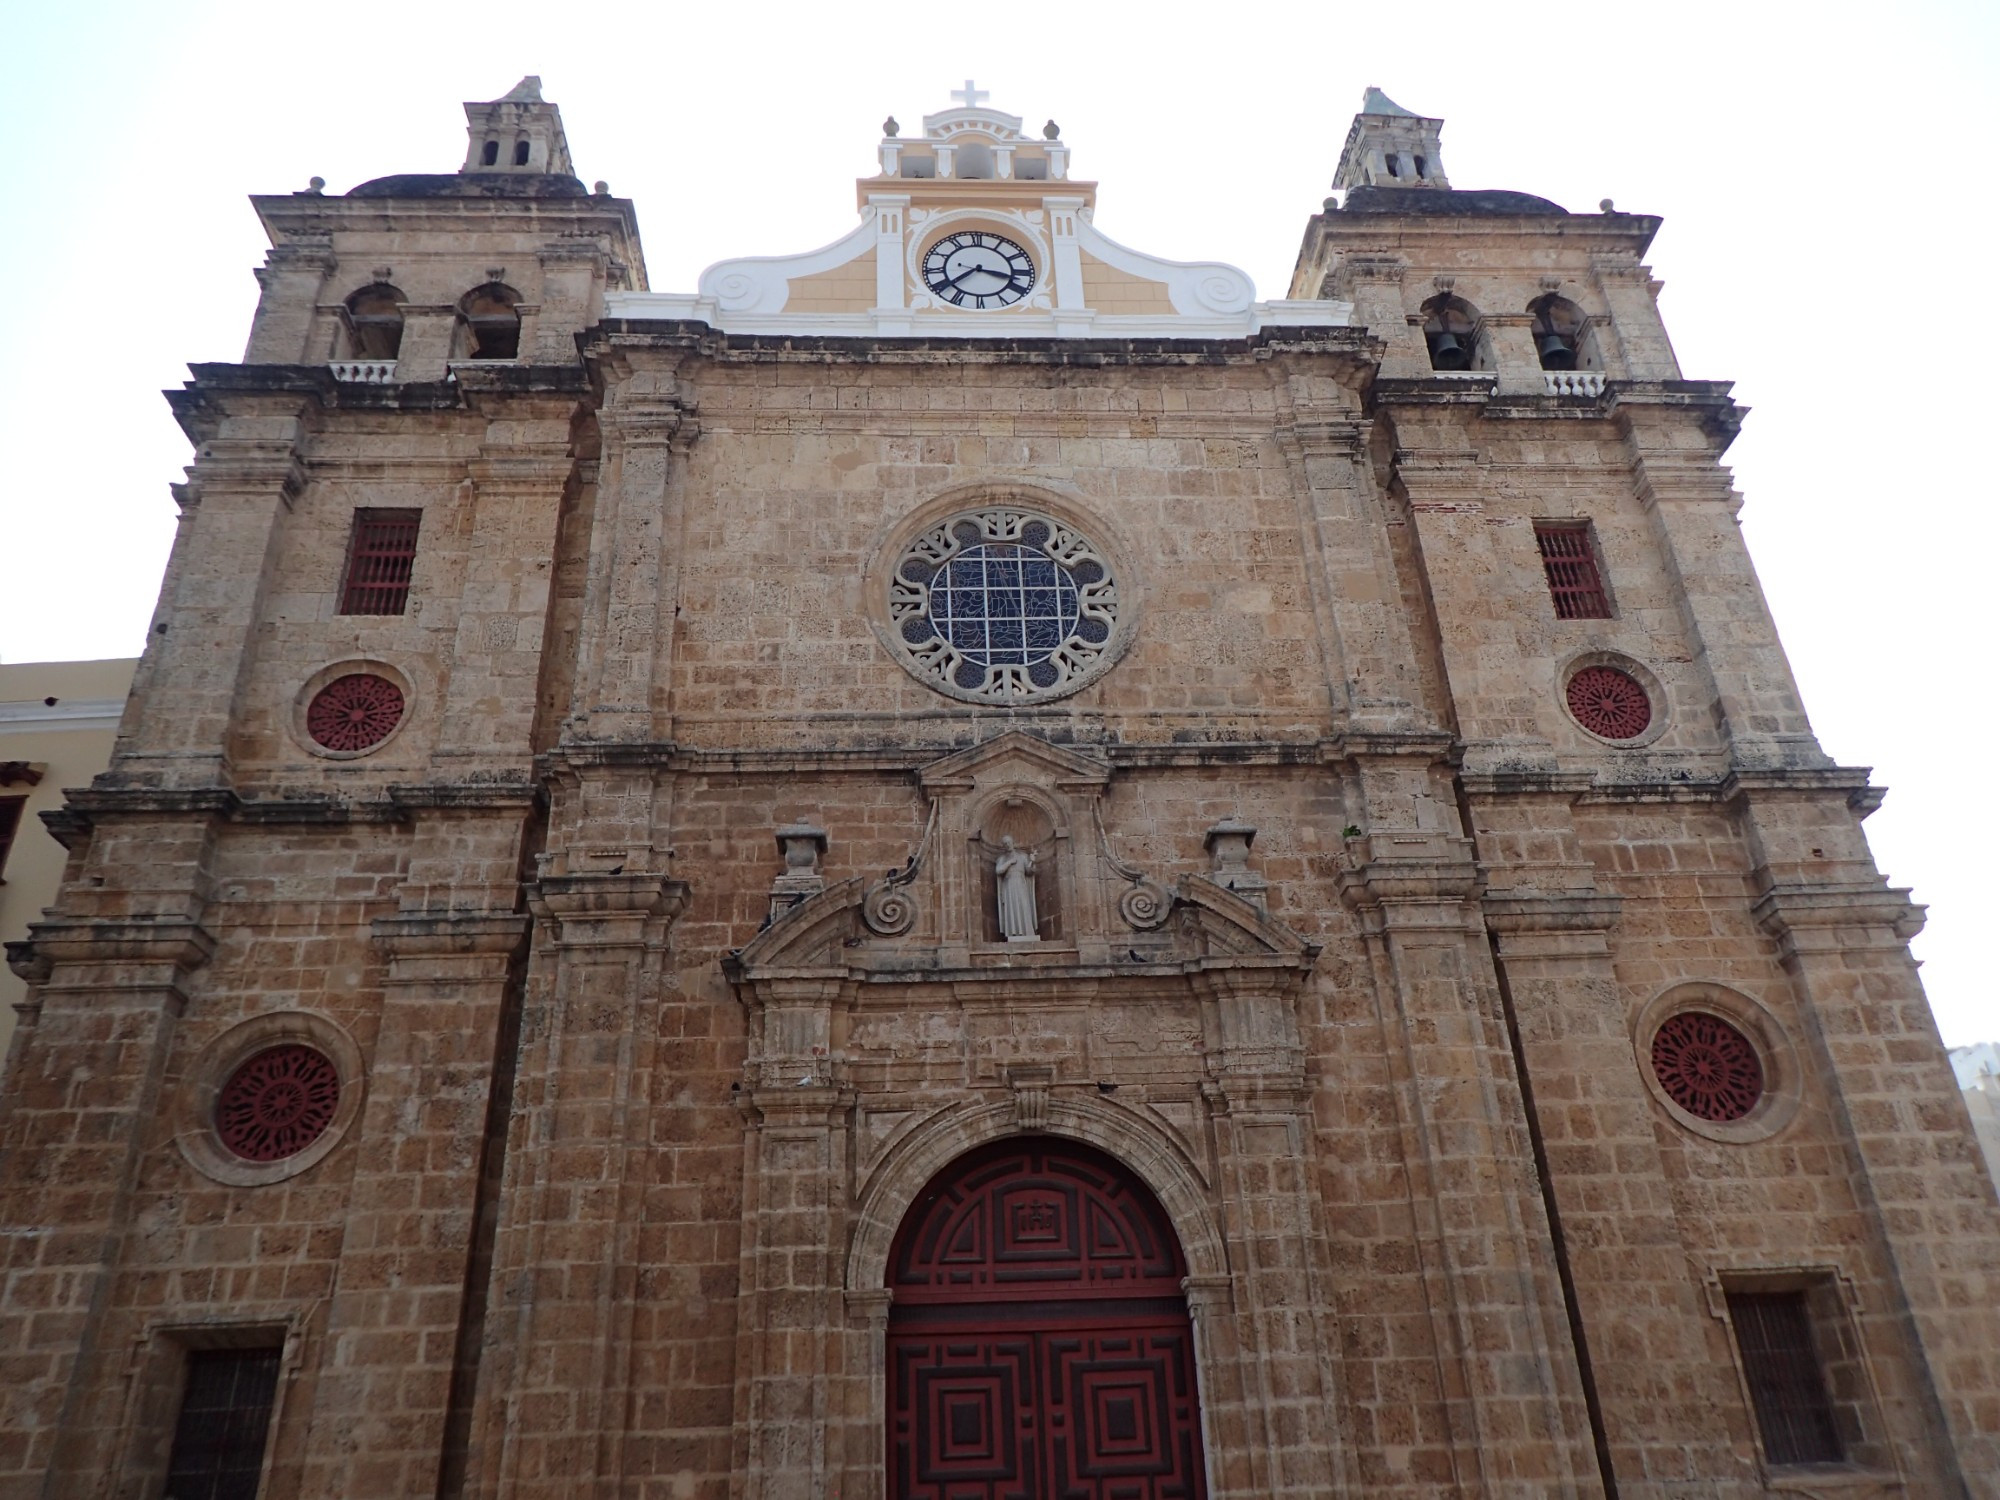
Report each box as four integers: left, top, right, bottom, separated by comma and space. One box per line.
2, 1, 1994, 1044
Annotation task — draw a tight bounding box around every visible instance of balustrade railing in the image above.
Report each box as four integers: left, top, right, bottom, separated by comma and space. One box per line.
328, 361, 397, 383
1543, 369, 1605, 396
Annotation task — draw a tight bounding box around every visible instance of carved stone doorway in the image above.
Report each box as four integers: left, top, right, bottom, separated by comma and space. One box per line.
886, 1138, 1207, 1500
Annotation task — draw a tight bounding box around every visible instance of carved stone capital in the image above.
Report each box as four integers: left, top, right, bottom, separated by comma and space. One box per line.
528, 871, 689, 948
369, 910, 531, 961
1751, 880, 1925, 952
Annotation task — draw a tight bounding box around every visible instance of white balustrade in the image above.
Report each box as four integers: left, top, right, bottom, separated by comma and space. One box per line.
328, 361, 397, 383
1543, 370, 1605, 396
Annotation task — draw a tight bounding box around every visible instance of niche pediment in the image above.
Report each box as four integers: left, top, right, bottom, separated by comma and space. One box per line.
724, 734, 1318, 996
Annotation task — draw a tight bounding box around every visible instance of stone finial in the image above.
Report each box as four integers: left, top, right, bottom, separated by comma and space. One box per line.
1204, 817, 1268, 911
306, 176, 325, 194
883, 116, 900, 138
1043, 120, 1061, 141
770, 823, 829, 921
594, 180, 610, 196
1599, 197, 1616, 212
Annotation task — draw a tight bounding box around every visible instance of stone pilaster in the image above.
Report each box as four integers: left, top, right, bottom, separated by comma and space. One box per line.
428, 426, 579, 780
243, 235, 334, 363
0, 911, 214, 1500
568, 374, 695, 744
1469, 776, 1763, 1499
116, 392, 310, 790
1194, 967, 1352, 1500
1338, 751, 1601, 1500
295, 909, 529, 1500
1391, 441, 1557, 775
1620, 395, 1826, 772
463, 868, 685, 1500
1272, 395, 1426, 732
1739, 780, 2000, 1492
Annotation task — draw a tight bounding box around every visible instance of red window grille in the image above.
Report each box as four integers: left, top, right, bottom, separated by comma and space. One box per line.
305, 674, 405, 753
1726, 1291, 1844, 1465
1566, 665, 1652, 740
163, 1346, 283, 1500
339, 508, 421, 615
215, 1045, 341, 1162
1651, 1011, 1764, 1121
0, 796, 24, 881
1534, 522, 1612, 619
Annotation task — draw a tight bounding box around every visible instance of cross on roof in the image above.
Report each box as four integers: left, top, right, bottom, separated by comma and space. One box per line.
951, 79, 990, 108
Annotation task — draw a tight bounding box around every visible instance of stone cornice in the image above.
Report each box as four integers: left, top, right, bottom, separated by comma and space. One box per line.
370, 909, 531, 959
585, 320, 1383, 372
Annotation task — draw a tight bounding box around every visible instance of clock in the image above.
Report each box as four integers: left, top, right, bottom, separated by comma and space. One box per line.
922, 231, 1035, 309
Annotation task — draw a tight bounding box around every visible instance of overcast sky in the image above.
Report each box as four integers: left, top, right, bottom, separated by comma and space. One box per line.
2, 2, 1993, 1044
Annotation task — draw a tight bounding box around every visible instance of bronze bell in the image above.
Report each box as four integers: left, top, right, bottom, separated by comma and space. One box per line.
1538, 333, 1576, 370
1430, 332, 1470, 370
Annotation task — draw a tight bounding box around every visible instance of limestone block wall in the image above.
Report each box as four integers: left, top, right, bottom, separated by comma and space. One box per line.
243, 195, 644, 378
3, 280, 1999, 1500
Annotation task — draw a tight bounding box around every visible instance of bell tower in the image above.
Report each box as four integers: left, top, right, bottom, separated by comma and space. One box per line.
1333, 85, 1450, 190
459, 75, 574, 176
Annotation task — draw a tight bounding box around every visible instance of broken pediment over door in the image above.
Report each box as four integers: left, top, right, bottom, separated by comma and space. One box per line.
724, 731, 1319, 988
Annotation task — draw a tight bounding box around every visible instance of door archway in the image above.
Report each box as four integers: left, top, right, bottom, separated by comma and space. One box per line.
886, 1136, 1208, 1500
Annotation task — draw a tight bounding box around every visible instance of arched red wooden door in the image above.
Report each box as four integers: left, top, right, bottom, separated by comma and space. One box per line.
887, 1137, 1207, 1500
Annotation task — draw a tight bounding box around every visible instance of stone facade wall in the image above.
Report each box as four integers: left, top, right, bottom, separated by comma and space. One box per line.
1, 148, 1997, 1500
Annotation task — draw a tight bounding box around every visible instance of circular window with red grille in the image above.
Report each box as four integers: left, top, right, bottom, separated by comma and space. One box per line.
215, 1045, 342, 1162
1650, 1012, 1764, 1122
1566, 664, 1652, 741
305, 673, 405, 753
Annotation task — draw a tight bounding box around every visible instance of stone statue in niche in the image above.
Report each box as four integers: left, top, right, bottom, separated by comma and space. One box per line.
995, 836, 1039, 942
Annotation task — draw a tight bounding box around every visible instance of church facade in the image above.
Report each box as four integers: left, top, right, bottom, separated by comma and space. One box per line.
1, 79, 1996, 1500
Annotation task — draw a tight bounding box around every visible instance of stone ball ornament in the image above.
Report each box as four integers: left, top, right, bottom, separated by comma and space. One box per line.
884, 505, 1128, 705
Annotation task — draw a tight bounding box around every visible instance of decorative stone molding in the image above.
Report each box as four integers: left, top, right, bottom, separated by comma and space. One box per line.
292, 658, 416, 761
879, 499, 1128, 706
1632, 982, 1803, 1144
173, 1009, 367, 1188
1556, 649, 1670, 748
1005, 1063, 1054, 1130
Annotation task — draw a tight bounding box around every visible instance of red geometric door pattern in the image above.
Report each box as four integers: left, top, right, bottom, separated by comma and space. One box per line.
887, 1138, 1207, 1500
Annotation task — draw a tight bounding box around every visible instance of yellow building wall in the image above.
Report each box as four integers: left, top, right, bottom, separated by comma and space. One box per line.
0, 659, 136, 1090
787, 250, 877, 313
1078, 252, 1175, 315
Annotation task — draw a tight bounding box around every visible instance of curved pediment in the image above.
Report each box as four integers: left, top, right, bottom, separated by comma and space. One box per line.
725, 868, 1316, 989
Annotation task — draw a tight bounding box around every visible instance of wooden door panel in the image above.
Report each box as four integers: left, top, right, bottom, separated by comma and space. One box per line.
892, 1332, 1040, 1500
1044, 1327, 1203, 1500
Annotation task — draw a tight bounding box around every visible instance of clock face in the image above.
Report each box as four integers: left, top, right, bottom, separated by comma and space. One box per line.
922, 231, 1035, 309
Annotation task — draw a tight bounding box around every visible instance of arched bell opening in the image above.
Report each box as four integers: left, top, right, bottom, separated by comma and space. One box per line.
1528, 292, 1600, 371
1420, 292, 1491, 372
885, 1136, 1209, 1500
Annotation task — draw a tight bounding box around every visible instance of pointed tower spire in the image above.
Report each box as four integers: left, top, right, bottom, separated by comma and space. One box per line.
1334, 86, 1448, 192
461, 76, 575, 177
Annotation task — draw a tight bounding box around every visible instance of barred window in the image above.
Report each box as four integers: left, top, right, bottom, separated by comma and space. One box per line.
1727, 1291, 1844, 1466
164, 1346, 282, 1500
1534, 521, 1612, 619
338, 509, 421, 616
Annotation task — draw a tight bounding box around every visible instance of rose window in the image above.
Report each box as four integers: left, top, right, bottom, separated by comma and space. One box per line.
215, 1045, 342, 1162
305, 673, 405, 752
1566, 664, 1651, 740
889, 509, 1119, 704
1650, 1012, 1764, 1122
